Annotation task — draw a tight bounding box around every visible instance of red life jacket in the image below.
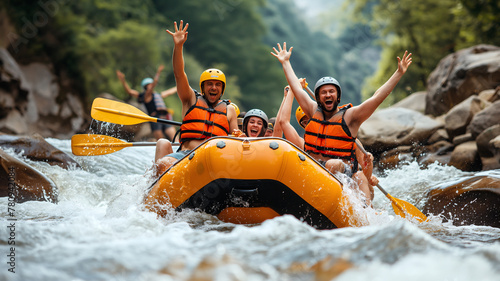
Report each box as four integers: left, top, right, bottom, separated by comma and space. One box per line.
180, 96, 230, 144
303, 104, 358, 169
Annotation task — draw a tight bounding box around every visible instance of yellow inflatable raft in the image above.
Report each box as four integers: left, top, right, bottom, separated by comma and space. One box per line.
144, 137, 367, 229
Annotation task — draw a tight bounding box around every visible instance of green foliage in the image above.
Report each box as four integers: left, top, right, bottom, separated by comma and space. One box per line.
454, 0, 500, 47
154, 0, 284, 115
4, 0, 497, 118
261, 0, 380, 106
76, 20, 164, 100
350, 0, 500, 105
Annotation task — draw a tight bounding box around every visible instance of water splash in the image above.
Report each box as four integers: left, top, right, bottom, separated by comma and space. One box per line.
1, 139, 499, 281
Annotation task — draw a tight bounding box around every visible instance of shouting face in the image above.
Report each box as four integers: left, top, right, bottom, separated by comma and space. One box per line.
317, 84, 339, 112
203, 80, 224, 105
246, 116, 265, 137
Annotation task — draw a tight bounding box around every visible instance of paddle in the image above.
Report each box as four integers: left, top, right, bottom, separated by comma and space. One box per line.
375, 183, 428, 222
91, 98, 181, 126
354, 139, 427, 222
71, 134, 179, 156
305, 85, 315, 99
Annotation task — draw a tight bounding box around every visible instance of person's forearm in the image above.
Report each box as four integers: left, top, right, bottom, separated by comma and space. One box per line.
277, 90, 294, 128
282, 61, 314, 117
153, 67, 162, 84
119, 78, 135, 96
148, 69, 161, 92
161, 86, 177, 98
272, 95, 286, 138
282, 61, 302, 96
371, 69, 404, 104
172, 44, 186, 79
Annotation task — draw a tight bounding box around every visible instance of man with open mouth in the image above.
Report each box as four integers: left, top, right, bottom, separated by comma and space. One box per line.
153, 20, 239, 175
272, 42, 412, 205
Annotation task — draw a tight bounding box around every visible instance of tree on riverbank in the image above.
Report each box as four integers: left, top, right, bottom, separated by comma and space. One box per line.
349, 0, 500, 105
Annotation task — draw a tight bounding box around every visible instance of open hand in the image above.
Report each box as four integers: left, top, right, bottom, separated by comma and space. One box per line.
397, 51, 412, 74
116, 70, 125, 80
271, 42, 292, 63
166, 20, 189, 45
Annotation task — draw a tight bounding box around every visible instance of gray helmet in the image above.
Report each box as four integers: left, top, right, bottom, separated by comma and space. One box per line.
242, 109, 268, 137
314, 76, 342, 103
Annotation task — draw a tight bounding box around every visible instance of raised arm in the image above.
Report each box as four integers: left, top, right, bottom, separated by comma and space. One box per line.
144, 64, 164, 97
275, 86, 304, 147
160, 86, 177, 98
227, 104, 239, 135
166, 20, 196, 108
347, 51, 412, 134
116, 70, 139, 98
272, 91, 286, 138
272, 87, 287, 138
271, 43, 317, 118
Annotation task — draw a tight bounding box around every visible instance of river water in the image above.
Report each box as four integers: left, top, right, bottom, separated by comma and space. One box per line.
1, 138, 500, 281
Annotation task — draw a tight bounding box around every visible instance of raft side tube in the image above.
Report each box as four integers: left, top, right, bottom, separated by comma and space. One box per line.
144, 137, 366, 228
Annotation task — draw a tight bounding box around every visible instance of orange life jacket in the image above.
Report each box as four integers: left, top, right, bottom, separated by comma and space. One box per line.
304, 104, 358, 170
180, 96, 230, 144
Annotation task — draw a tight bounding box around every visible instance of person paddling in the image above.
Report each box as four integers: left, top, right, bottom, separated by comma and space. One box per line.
154, 20, 238, 175
271, 42, 412, 205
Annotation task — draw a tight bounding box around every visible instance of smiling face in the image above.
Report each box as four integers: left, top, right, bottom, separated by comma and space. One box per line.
202, 80, 224, 105
317, 84, 339, 112
246, 116, 265, 137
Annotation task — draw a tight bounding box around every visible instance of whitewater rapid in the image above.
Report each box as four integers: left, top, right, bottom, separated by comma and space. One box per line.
1, 138, 499, 281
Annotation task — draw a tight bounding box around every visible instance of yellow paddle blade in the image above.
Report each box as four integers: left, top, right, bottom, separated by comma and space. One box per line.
376, 184, 427, 223
91, 98, 156, 125
71, 134, 133, 156
388, 194, 428, 223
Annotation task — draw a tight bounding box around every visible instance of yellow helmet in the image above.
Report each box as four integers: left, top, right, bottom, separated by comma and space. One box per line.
199, 68, 226, 96
229, 102, 240, 116
295, 106, 307, 128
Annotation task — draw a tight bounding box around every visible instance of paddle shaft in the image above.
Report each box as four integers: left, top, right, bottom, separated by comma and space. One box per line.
74, 141, 179, 148
71, 134, 179, 156
306, 86, 315, 99
376, 184, 405, 211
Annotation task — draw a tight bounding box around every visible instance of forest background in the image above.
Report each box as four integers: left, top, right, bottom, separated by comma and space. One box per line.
2, 0, 498, 128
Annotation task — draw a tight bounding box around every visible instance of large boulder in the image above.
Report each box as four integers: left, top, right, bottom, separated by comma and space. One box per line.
493, 135, 500, 153
478, 88, 500, 103
476, 125, 500, 157
448, 141, 482, 171
391, 91, 427, 114
425, 45, 500, 117
0, 134, 80, 169
0, 149, 58, 203
423, 175, 500, 227
418, 140, 454, 167
467, 100, 500, 139
481, 136, 500, 170
443, 96, 491, 139
358, 107, 443, 153
0, 48, 88, 138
